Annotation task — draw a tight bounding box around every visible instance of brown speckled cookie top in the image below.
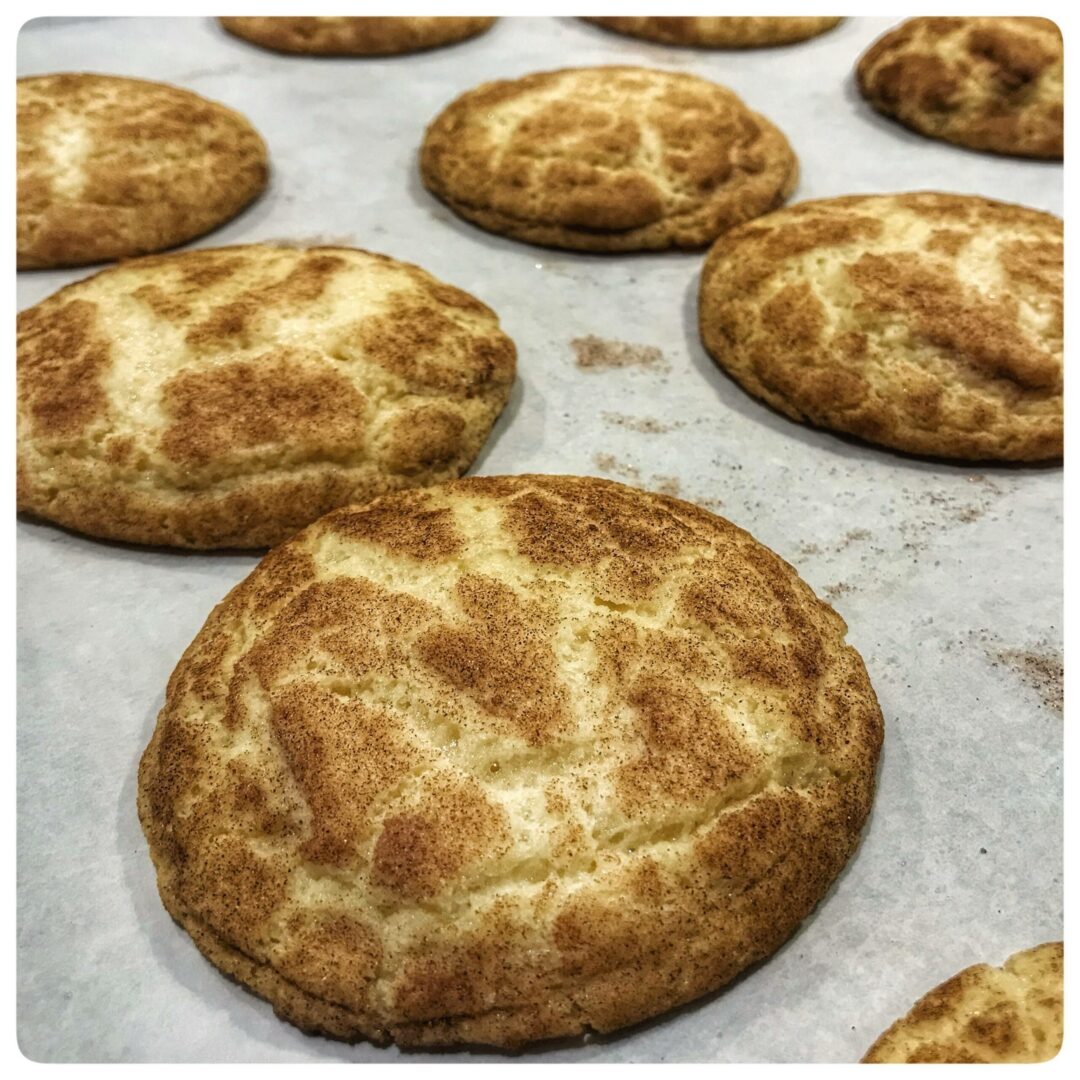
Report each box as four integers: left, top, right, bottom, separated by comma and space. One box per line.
863, 942, 1064, 1063
420, 66, 798, 252
137, 474, 883, 1048
17, 73, 268, 269
16, 245, 515, 548
856, 17, 1063, 159
583, 16, 842, 49
699, 193, 1062, 461
218, 16, 496, 56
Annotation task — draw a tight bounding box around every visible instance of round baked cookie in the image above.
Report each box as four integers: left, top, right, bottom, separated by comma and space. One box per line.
863, 942, 1064, 1063
218, 16, 496, 56
856, 17, 1063, 159
583, 16, 842, 49
16, 245, 515, 549
137, 474, 883, 1048
17, 73, 268, 269
699, 193, 1063, 461
420, 66, 798, 252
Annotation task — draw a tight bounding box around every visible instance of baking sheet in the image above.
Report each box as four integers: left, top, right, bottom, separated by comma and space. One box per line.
15, 15, 1063, 1063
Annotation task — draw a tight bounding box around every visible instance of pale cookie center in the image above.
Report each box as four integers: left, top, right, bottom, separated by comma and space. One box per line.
45, 116, 92, 201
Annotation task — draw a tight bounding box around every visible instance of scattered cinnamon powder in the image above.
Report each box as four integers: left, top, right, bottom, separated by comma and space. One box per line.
571, 336, 669, 372
601, 411, 682, 434
991, 647, 1063, 715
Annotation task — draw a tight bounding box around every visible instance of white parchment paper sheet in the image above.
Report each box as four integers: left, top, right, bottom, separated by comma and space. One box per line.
17, 15, 1063, 1063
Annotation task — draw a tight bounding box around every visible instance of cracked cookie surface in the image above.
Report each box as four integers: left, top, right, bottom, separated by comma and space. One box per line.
420, 66, 797, 252
856, 17, 1063, 159
137, 474, 883, 1047
698, 193, 1063, 461
863, 942, 1064, 1063
16, 245, 515, 548
219, 16, 496, 56
17, 73, 268, 268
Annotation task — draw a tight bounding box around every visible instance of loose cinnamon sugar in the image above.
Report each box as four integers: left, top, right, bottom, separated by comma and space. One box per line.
572, 335, 669, 373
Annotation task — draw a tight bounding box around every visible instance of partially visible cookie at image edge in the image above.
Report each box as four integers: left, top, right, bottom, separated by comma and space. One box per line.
863, 942, 1064, 1063
698, 192, 1063, 461
856, 17, 1063, 159
582, 16, 842, 48
219, 16, 496, 56
17, 73, 268, 269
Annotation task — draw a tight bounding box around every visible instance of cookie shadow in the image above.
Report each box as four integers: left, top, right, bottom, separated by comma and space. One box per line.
838, 67, 937, 151
405, 164, 531, 260
15, 186, 279, 277
16, 513, 266, 571
468, 375, 523, 476
193, 178, 283, 249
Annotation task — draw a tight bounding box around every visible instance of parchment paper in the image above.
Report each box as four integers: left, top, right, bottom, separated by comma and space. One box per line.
16, 15, 1063, 1063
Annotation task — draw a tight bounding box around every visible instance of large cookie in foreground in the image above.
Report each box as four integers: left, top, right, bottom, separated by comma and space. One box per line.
583, 16, 842, 48
420, 66, 798, 252
863, 942, 1064, 1063
856, 17, 1063, 159
137, 475, 883, 1048
699, 193, 1063, 461
219, 16, 496, 56
16, 245, 515, 548
17, 73, 268, 269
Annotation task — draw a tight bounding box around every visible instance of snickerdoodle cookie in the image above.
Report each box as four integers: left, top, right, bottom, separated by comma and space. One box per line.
17, 245, 515, 547
219, 16, 495, 56
138, 474, 883, 1046
699, 193, 1062, 460
583, 16, 842, 49
863, 942, 1063, 1063
856, 18, 1063, 159
17, 73, 267, 269
421, 66, 797, 252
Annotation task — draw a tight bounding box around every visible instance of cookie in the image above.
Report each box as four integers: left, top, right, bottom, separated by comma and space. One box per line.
583, 16, 842, 49
137, 474, 883, 1048
420, 66, 798, 252
17, 73, 268, 269
16, 245, 515, 548
856, 17, 1063, 159
863, 942, 1064, 1063
219, 16, 496, 56
698, 193, 1063, 461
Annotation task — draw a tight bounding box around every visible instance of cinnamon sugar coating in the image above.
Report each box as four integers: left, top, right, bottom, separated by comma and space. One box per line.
16, 245, 515, 547
863, 942, 1064, 1063
138, 475, 883, 1047
856, 17, 1063, 159
17, 73, 267, 268
583, 17, 842, 49
420, 66, 797, 252
699, 193, 1062, 461
219, 16, 495, 56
